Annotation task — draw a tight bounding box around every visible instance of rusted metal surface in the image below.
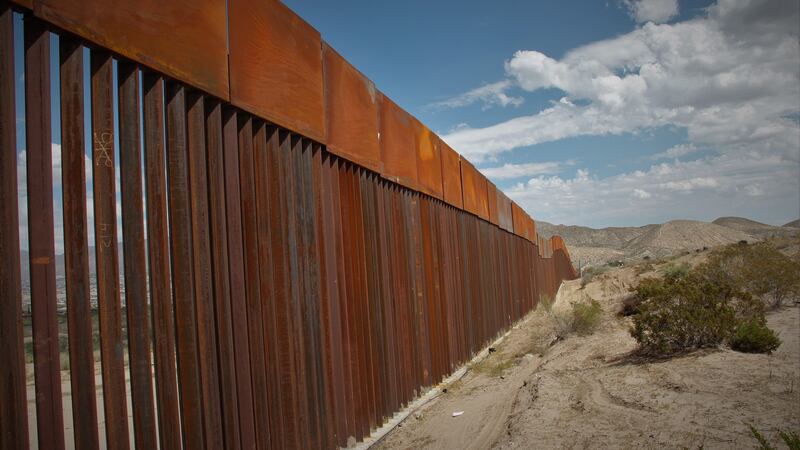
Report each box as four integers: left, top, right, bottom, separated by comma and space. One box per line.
34, 0, 229, 98
166, 82, 205, 450
187, 91, 225, 450
253, 123, 284, 450
229, 0, 325, 142
511, 202, 530, 241
487, 181, 499, 225
497, 190, 513, 233
25, 20, 65, 450
439, 142, 463, 208
285, 135, 313, 448
90, 51, 130, 448
206, 99, 242, 450
459, 159, 489, 220
3, 6, 579, 449
142, 73, 183, 450
90, 50, 129, 450
118, 62, 158, 450
222, 107, 258, 450
0, 6, 29, 450
318, 152, 349, 448
379, 93, 418, 190
415, 124, 443, 199
313, 147, 338, 449
237, 116, 272, 450
8, 0, 33, 11
323, 43, 381, 173
265, 129, 302, 450
60, 38, 99, 450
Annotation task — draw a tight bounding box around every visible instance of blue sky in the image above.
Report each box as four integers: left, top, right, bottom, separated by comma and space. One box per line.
285, 0, 800, 228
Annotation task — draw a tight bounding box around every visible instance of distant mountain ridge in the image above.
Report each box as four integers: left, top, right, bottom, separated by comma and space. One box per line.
784, 219, 800, 228
711, 217, 793, 237
538, 216, 798, 268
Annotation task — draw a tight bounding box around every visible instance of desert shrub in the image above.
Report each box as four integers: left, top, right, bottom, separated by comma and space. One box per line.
554, 299, 602, 337
634, 262, 654, 276
731, 320, 781, 354
704, 242, 800, 309
748, 424, 800, 450
621, 277, 663, 316
663, 263, 690, 280
580, 266, 606, 288
619, 294, 642, 316
538, 293, 555, 313
572, 299, 602, 335
630, 269, 772, 356
552, 309, 573, 337
780, 431, 800, 450
749, 424, 775, 450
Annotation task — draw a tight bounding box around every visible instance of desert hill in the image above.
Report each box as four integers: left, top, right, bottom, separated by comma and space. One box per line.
713, 216, 798, 237
538, 217, 798, 268
624, 220, 752, 257
784, 219, 800, 228
535, 222, 653, 248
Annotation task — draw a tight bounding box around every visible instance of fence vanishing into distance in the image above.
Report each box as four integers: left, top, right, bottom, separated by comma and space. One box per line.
0, 0, 578, 449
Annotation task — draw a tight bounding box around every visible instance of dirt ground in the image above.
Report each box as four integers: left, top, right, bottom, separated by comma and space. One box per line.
375, 257, 800, 450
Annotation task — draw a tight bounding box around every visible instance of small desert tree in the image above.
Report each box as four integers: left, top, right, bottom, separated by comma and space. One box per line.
630, 260, 780, 356
704, 242, 800, 309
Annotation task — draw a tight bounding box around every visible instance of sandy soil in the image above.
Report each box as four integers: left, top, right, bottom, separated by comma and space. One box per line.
375, 259, 800, 450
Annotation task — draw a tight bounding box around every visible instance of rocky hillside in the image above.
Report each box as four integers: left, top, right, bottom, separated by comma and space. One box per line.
623, 220, 752, 258
538, 217, 798, 268
713, 216, 798, 237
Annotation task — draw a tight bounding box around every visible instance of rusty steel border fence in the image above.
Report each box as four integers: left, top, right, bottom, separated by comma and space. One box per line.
0, 1, 578, 449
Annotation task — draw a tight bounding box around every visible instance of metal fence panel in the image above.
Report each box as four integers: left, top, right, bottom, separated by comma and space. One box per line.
1, 5, 578, 449
323, 43, 381, 173
228, 0, 325, 142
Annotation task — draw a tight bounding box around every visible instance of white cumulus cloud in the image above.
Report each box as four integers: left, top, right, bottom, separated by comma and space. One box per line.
506, 149, 799, 227
428, 80, 523, 111
623, 0, 679, 23
651, 143, 701, 160
442, 0, 800, 164
479, 160, 575, 180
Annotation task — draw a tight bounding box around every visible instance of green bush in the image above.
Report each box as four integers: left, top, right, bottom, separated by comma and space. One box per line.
749, 424, 775, 450
538, 293, 555, 313
779, 431, 800, 450
663, 262, 690, 280
731, 320, 781, 354
620, 277, 664, 316
620, 294, 643, 316
748, 424, 800, 450
630, 269, 770, 356
552, 298, 602, 337
571, 299, 602, 336
704, 242, 800, 309
628, 240, 796, 356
